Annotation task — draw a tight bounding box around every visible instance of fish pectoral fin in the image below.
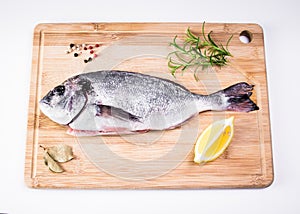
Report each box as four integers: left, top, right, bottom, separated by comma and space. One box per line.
95, 104, 141, 122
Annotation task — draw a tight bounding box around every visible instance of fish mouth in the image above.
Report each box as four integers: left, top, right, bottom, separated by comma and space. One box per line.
39, 98, 54, 123
39, 98, 51, 113
39, 97, 50, 106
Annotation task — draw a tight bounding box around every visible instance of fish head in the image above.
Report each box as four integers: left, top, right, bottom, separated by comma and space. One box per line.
39, 77, 90, 125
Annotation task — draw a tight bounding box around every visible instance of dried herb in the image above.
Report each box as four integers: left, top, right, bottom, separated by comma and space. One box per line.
168, 22, 233, 81
40, 144, 74, 173
47, 144, 74, 163
43, 151, 64, 173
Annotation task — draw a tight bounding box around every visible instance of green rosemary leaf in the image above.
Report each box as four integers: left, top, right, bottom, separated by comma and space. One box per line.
174, 52, 187, 63
193, 70, 200, 81
207, 31, 218, 48
167, 50, 180, 58
167, 22, 233, 80
186, 28, 199, 43
226, 34, 233, 49
202, 22, 209, 43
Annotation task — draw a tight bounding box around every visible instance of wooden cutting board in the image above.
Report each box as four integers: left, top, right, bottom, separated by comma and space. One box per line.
25, 23, 273, 189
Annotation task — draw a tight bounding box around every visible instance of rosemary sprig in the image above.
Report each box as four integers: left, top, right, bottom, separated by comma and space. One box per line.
168, 22, 233, 81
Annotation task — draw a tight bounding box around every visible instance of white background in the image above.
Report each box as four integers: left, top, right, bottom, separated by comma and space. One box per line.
0, 0, 299, 213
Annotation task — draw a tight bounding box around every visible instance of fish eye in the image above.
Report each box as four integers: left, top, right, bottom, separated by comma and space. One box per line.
53, 85, 65, 95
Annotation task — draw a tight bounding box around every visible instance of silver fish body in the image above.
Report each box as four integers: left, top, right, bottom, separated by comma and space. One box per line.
39, 70, 258, 136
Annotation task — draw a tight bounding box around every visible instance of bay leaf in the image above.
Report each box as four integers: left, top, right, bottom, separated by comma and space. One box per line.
43, 151, 64, 173
47, 144, 74, 163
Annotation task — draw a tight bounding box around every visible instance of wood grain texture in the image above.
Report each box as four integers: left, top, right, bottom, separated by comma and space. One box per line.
25, 23, 273, 189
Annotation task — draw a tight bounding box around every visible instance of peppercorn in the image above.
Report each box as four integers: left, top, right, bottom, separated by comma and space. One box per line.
74, 53, 79, 57
90, 50, 94, 54
70, 43, 75, 48
95, 44, 100, 48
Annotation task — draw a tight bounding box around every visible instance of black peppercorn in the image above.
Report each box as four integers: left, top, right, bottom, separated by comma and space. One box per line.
74, 53, 79, 57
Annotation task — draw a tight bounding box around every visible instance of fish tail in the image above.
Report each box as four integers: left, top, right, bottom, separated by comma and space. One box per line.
196, 82, 259, 112
222, 82, 259, 112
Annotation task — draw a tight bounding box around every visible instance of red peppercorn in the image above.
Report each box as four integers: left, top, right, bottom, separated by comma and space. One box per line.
90, 50, 94, 54
95, 44, 100, 48
89, 46, 93, 49
84, 47, 88, 50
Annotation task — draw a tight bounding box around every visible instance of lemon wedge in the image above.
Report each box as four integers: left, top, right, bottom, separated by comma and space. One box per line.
194, 116, 234, 164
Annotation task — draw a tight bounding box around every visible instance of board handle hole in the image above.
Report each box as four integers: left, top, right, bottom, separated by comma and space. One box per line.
239, 30, 252, 44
